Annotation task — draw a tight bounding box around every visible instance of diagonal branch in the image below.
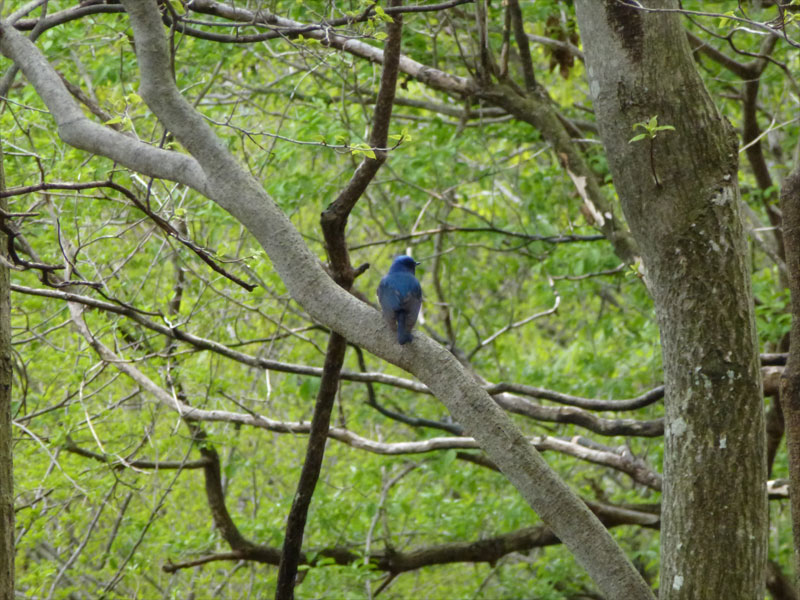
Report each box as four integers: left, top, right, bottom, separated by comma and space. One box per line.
187, 0, 475, 96
278, 7, 404, 595
0, 21, 207, 191
319, 0, 404, 287
274, 333, 347, 599
12, 2, 654, 595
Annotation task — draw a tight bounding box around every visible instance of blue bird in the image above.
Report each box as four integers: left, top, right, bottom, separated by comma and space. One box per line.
377, 255, 422, 345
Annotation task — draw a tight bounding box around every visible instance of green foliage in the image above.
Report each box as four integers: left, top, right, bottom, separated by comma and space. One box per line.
629, 116, 676, 143
3, 0, 794, 598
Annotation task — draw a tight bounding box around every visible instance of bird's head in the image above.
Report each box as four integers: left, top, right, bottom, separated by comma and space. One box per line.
389, 255, 420, 273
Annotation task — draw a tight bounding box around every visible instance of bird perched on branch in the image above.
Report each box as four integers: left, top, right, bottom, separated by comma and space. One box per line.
377, 255, 422, 345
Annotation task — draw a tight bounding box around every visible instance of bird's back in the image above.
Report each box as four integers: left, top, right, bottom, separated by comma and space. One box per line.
378, 271, 421, 312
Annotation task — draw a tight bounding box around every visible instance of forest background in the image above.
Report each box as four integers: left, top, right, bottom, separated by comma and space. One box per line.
1, 1, 799, 599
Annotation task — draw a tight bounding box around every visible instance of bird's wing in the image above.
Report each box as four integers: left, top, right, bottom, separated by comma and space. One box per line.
377, 278, 404, 311
379, 274, 421, 316
398, 277, 421, 308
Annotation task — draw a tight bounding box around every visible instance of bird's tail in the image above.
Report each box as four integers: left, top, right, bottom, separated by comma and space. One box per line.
397, 311, 412, 345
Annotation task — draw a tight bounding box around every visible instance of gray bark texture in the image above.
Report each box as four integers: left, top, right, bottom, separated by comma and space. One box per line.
574, 2, 767, 599
0, 4, 656, 598
0, 146, 13, 600
779, 166, 800, 584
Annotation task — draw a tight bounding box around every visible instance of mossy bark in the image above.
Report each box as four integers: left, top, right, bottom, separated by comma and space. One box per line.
0, 139, 14, 600
779, 167, 800, 586
575, 2, 767, 598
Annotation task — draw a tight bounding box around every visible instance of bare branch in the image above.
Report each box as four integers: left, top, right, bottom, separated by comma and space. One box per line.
14, 2, 125, 31
0, 180, 256, 291
488, 382, 665, 412
319, 0, 404, 286
187, 0, 475, 96
468, 276, 560, 359
275, 332, 347, 599
62, 440, 211, 471
349, 226, 605, 250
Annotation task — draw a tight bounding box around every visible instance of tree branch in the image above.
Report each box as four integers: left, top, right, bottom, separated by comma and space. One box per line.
507, 0, 536, 91
0, 179, 256, 291
62, 439, 211, 471
187, 0, 475, 96
12, 2, 655, 594
0, 21, 208, 191
278, 6, 404, 594
163, 500, 660, 575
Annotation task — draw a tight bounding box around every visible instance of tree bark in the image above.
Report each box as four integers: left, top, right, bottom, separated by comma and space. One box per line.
780, 166, 800, 584
574, 2, 767, 599
0, 134, 14, 600
275, 332, 347, 600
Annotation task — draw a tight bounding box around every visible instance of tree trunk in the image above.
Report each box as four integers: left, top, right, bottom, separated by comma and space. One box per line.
0, 139, 14, 600
574, 2, 767, 599
780, 166, 800, 585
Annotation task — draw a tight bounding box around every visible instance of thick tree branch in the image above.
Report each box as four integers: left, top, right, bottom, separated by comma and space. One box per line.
277, 8, 404, 595
493, 392, 664, 437
9, 2, 655, 594
195, 432, 257, 552
488, 382, 664, 411
274, 333, 347, 599
0, 22, 207, 191
0, 98, 14, 600
164, 500, 660, 575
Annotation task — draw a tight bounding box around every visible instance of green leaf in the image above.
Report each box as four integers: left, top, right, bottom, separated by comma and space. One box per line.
374, 5, 394, 22
351, 143, 376, 159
